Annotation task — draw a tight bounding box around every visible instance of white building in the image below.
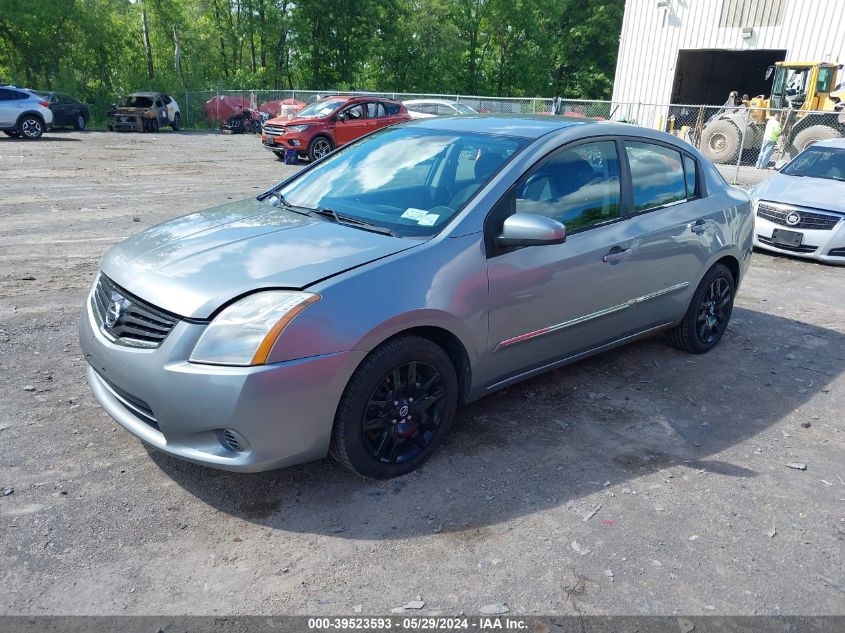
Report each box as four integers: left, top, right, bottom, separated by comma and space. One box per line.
611, 0, 845, 108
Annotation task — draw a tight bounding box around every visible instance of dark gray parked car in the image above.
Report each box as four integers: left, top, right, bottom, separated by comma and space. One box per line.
80, 116, 753, 479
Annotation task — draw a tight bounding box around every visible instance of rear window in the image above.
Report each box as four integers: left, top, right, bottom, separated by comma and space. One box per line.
385, 102, 401, 115
625, 141, 688, 211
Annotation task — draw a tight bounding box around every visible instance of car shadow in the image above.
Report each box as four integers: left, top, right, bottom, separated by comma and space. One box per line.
1, 135, 81, 142
149, 306, 841, 539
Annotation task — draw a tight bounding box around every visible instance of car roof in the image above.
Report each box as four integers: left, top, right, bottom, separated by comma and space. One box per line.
404, 99, 460, 106
810, 137, 845, 149
128, 92, 162, 97
406, 114, 596, 139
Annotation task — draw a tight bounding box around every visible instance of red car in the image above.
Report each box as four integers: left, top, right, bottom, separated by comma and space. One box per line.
261, 96, 411, 161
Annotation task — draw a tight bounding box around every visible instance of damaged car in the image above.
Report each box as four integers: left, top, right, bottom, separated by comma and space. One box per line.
108, 92, 181, 132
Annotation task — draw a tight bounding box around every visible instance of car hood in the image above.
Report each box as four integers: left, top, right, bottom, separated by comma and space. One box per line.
755, 173, 845, 213
114, 107, 151, 114
265, 115, 327, 126
101, 198, 419, 319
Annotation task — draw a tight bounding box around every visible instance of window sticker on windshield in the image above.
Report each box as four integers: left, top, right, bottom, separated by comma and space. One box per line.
401, 208, 428, 221
418, 213, 439, 226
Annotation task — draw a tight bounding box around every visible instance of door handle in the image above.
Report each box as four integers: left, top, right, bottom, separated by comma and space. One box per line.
690, 219, 708, 234
603, 246, 631, 264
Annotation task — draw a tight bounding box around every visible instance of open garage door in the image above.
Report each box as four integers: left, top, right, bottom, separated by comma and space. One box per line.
671, 49, 787, 105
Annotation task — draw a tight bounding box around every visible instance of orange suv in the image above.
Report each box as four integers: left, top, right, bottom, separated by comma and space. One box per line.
261, 96, 411, 161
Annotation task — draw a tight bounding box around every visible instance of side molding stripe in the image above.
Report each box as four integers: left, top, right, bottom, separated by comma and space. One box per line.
494, 281, 689, 352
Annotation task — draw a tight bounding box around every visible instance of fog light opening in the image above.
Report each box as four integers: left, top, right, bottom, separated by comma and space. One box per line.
217, 429, 247, 453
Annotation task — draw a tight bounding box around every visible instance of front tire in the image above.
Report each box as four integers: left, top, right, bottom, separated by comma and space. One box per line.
331, 335, 458, 479
700, 120, 741, 164
669, 264, 735, 354
19, 115, 44, 140
307, 135, 333, 162
4, 130, 20, 137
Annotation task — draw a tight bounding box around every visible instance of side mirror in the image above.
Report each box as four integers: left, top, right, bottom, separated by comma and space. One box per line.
338, 111, 348, 122
497, 213, 566, 248
774, 159, 789, 171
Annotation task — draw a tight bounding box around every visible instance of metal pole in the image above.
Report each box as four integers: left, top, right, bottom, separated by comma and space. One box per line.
733, 108, 749, 185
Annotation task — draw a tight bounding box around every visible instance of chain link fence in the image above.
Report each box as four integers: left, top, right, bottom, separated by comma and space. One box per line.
182, 89, 844, 184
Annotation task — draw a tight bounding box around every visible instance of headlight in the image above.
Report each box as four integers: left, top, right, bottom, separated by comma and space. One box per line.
286, 124, 309, 133
190, 291, 319, 366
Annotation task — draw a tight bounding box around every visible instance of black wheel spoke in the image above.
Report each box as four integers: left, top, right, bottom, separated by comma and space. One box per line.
362, 359, 446, 465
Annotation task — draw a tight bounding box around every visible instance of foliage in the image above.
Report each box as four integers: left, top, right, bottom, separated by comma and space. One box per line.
0, 0, 623, 116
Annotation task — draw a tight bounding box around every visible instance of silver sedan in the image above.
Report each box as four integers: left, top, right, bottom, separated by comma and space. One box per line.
751, 138, 845, 264
80, 116, 753, 479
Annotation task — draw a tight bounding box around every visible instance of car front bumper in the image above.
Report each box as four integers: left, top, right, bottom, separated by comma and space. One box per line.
753, 210, 845, 265
79, 283, 364, 472
261, 132, 309, 152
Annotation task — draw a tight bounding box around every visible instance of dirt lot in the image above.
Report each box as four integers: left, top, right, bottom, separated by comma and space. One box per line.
1, 130, 843, 616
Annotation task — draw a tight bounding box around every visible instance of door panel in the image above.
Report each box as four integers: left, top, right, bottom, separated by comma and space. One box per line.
334, 104, 367, 145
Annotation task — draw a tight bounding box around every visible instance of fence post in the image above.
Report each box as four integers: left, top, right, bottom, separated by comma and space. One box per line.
733, 108, 749, 185
216, 89, 220, 123
184, 90, 188, 126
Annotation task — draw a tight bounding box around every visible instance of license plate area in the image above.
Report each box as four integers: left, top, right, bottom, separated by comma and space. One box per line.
771, 228, 803, 248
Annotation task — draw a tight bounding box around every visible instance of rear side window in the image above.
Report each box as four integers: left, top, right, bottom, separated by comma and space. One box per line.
515, 140, 621, 231
0, 89, 25, 101
385, 102, 401, 115
682, 154, 698, 198
625, 141, 687, 211
366, 102, 387, 118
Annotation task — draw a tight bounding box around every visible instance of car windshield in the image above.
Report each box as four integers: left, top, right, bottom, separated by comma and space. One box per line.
277, 127, 527, 237
122, 96, 154, 108
294, 99, 344, 118
781, 146, 845, 181
455, 103, 477, 114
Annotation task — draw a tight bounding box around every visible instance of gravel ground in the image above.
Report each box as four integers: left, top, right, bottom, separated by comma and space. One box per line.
1, 130, 843, 616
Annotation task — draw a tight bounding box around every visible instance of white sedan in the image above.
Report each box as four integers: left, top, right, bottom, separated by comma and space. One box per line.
750, 137, 845, 264
402, 99, 478, 119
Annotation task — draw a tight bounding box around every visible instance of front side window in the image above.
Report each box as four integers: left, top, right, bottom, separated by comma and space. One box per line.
341, 104, 365, 120
816, 67, 834, 93
278, 127, 526, 237
626, 141, 687, 211
514, 140, 621, 231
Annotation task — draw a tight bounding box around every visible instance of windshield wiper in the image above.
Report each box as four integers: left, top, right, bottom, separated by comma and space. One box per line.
309, 207, 400, 237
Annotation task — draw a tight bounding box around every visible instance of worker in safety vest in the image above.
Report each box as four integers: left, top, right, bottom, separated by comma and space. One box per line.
756, 113, 782, 169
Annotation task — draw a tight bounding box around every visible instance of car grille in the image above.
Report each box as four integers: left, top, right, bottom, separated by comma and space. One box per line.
757, 235, 818, 253
756, 201, 842, 231
263, 123, 285, 135
92, 275, 179, 348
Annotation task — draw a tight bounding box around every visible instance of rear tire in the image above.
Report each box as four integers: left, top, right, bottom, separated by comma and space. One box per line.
171, 113, 181, 131
331, 335, 458, 479
792, 125, 839, 153
669, 264, 735, 354
73, 115, 86, 131
307, 135, 334, 162
19, 115, 44, 140
700, 120, 741, 164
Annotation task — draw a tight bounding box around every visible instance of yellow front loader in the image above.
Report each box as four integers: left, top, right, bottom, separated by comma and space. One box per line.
700, 61, 845, 164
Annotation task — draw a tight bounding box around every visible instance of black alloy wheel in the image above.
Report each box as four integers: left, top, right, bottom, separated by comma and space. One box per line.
331, 335, 458, 479
362, 360, 447, 465
696, 276, 731, 345
669, 263, 735, 354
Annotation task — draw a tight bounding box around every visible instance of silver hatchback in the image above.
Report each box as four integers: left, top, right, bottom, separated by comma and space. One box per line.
80, 116, 753, 479
0, 86, 54, 139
